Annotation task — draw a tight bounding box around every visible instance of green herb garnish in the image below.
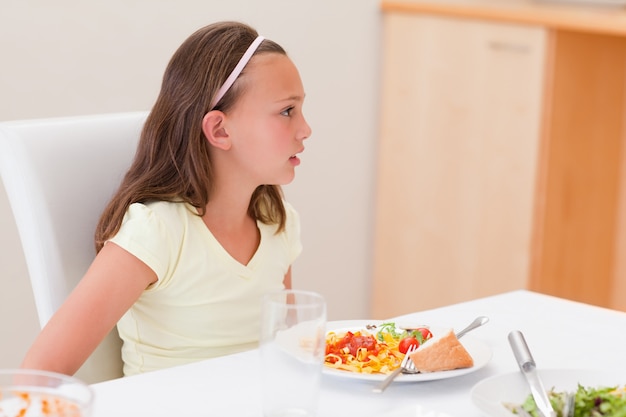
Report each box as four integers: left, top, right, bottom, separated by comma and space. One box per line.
375, 322, 406, 342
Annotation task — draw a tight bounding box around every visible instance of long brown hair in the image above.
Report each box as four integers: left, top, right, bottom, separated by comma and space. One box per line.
95, 22, 288, 252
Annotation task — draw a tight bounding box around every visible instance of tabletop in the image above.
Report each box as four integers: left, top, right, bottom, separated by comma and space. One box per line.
90, 290, 626, 416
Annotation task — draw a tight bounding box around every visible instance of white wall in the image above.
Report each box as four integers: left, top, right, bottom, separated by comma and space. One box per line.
0, 1, 382, 367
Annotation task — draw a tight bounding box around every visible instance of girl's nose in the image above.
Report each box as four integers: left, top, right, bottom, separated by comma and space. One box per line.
299, 116, 312, 140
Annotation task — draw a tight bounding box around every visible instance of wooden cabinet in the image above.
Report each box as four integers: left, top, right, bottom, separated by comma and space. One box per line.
372, 1, 626, 318
530, 29, 626, 310
372, 13, 547, 317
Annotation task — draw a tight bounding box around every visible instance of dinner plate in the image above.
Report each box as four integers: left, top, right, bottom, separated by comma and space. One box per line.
323, 320, 492, 383
378, 404, 454, 417
470, 369, 625, 417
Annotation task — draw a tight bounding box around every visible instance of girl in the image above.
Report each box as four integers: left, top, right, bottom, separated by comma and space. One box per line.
21, 21, 311, 376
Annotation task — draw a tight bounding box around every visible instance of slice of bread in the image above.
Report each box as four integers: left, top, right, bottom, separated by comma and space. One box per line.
408, 328, 473, 372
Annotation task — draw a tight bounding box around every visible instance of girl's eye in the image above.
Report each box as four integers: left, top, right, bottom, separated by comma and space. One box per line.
281, 107, 294, 117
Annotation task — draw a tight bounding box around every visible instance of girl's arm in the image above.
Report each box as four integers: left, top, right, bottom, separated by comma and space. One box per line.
283, 266, 292, 290
20, 242, 156, 376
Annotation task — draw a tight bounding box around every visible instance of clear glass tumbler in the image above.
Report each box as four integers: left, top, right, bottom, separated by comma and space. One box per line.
259, 289, 326, 417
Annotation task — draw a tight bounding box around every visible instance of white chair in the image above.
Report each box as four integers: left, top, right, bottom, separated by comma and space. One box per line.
0, 111, 148, 383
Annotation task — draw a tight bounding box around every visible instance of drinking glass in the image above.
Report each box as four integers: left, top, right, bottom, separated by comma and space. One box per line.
259, 289, 326, 417
0, 369, 93, 416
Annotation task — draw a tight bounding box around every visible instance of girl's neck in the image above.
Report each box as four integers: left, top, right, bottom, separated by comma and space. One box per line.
203, 192, 252, 228
201, 189, 260, 266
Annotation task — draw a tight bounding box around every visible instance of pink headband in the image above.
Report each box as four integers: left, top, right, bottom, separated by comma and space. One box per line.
210, 35, 265, 109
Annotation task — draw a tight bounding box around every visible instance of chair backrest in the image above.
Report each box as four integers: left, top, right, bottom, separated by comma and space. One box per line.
0, 111, 148, 383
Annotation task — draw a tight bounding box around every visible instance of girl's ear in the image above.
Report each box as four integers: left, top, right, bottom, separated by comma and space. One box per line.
202, 110, 231, 150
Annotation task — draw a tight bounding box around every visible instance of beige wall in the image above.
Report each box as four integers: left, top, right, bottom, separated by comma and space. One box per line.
0, 0, 382, 367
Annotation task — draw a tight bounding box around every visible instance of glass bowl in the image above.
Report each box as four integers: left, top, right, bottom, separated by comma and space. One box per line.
0, 369, 93, 416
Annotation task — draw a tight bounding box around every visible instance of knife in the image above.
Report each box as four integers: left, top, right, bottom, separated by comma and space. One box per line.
508, 330, 556, 417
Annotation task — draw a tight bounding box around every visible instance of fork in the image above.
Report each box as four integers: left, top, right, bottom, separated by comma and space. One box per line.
402, 355, 419, 374
562, 392, 575, 417
372, 344, 419, 393
508, 391, 574, 417
510, 393, 572, 417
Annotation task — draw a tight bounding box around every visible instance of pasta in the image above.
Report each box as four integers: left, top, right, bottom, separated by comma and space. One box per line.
324, 328, 403, 374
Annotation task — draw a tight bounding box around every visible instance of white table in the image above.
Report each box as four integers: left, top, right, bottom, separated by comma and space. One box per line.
90, 290, 626, 416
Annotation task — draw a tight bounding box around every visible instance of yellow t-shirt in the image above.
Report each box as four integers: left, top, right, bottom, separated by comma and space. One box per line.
108, 200, 302, 376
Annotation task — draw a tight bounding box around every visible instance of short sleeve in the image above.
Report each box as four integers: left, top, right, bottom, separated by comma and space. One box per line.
107, 202, 174, 283
283, 200, 303, 264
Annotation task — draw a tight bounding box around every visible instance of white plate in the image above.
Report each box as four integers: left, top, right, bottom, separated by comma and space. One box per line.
379, 404, 455, 417
323, 320, 492, 382
471, 369, 625, 417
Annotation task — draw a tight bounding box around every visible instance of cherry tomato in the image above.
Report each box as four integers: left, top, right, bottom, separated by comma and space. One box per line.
414, 328, 432, 341
398, 336, 419, 354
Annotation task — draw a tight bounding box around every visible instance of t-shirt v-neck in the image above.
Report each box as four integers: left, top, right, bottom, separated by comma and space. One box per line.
194, 213, 265, 276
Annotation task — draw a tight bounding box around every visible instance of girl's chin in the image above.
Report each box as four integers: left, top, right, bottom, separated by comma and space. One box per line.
261, 167, 296, 186
276, 171, 296, 186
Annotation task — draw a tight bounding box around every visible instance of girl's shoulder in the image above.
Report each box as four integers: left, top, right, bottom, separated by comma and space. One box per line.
123, 200, 197, 236
128, 200, 198, 219
282, 199, 297, 215
281, 199, 300, 235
